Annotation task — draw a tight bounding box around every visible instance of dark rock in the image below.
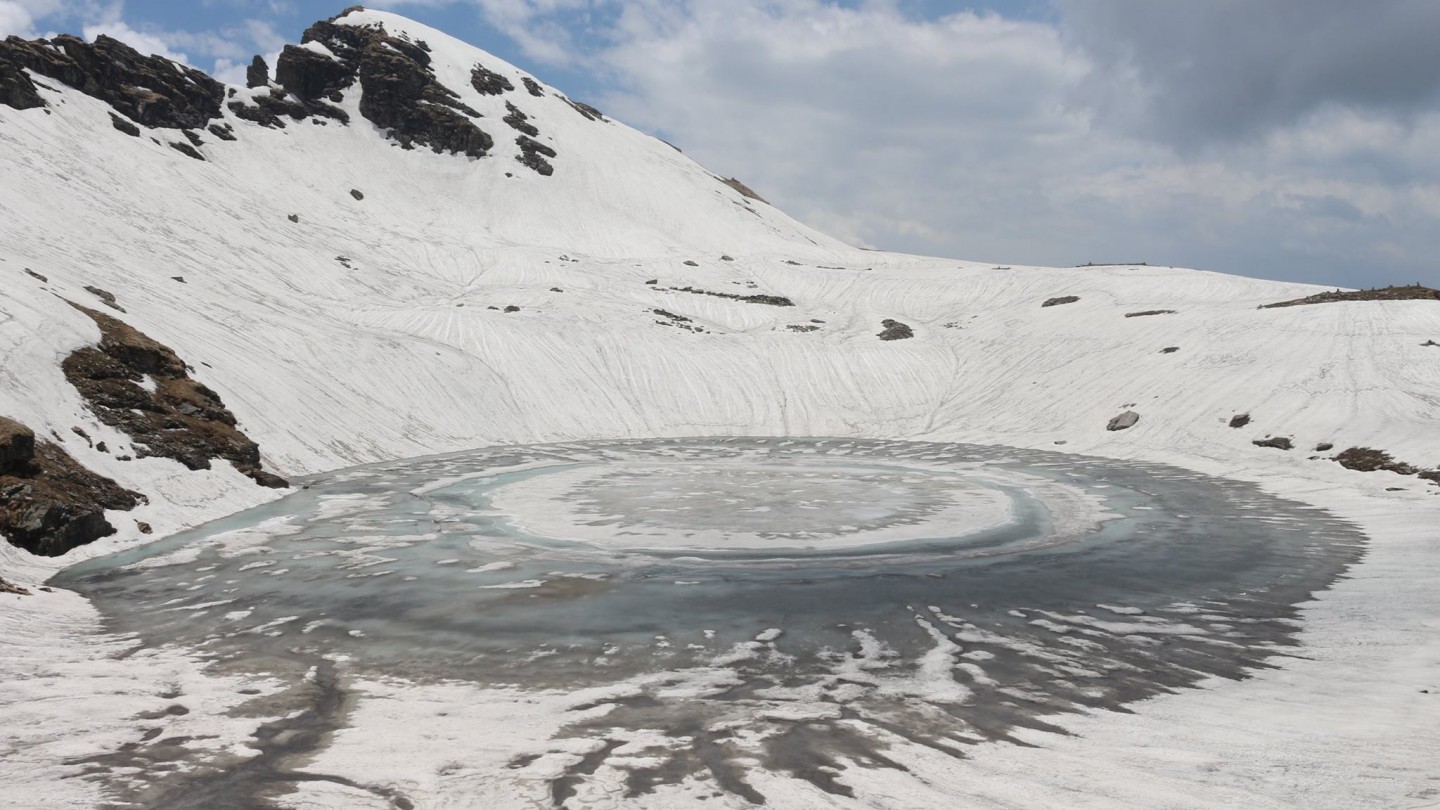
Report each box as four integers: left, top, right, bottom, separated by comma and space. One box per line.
1125, 309, 1176, 317
1107, 411, 1140, 431
350, 188, 364, 200
60, 304, 288, 489
206, 123, 236, 141
503, 305, 520, 313
275, 15, 497, 155
136, 520, 152, 534
275, 45, 353, 101
787, 324, 820, 333
877, 319, 914, 341
721, 255, 735, 261
1042, 296, 1080, 308
84, 285, 125, 312
550, 288, 563, 293
1423, 340, 1439, 347
1160, 346, 1179, 354
503, 101, 538, 137
515, 135, 555, 176
227, 88, 349, 129
1229, 413, 1251, 429
1253, 437, 1293, 450
522, 76, 544, 97
1332, 447, 1440, 486
1, 415, 142, 557
171, 276, 185, 283
560, 96, 605, 121
246, 55, 269, 89
0, 34, 223, 128
1315, 442, 1334, 452
720, 177, 766, 203
169, 140, 204, 161
71, 426, 91, 446
0, 416, 36, 473
645, 279, 657, 285
181, 129, 204, 147
683, 260, 699, 267
662, 285, 794, 307
109, 112, 140, 136
471, 63, 513, 95
95, 441, 108, 453
288, 214, 300, 223
24, 268, 47, 282
0, 57, 45, 110
1260, 284, 1440, 309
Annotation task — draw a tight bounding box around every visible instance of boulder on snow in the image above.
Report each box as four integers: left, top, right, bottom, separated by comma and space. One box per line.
1042, 296, 1080, 308
1253, 437, 1293, 450
877, 320, 914, 341
1229, 413, 1251, 428
1107, 411, 1140, 431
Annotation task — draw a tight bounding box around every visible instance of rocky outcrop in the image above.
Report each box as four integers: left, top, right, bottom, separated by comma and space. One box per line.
503, 101, 538, 137
61, 305, 287, 489
0, 34, 223, 128
1, 415, 143, 557
1333, 446, 1440, 484
0, 58, 44, 110
271, 12, 493, 158
1229, 413, 1251, 428
720, 177, 766, 203
877, 320, 914, 341
661, 285, 795, 307
1260, 284, 1440, 309
1042, 296, 1080, 308
471, 63, 513, 95
522, 76, 545, 97
516, 135, 556, 176
246, 55, 269, 89
1107, 411, 1140, 431
1253, 436, 1293, 450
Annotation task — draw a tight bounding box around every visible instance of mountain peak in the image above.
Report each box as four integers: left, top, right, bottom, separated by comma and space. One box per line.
0, 8, 843, 256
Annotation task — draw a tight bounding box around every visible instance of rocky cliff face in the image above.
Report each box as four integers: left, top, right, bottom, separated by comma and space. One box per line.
273, 12, 494, 158
0, 33, 223, 128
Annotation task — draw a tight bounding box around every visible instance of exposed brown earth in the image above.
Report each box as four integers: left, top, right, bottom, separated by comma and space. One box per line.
61, 304, 287, 489
1333, 446, 1440, 485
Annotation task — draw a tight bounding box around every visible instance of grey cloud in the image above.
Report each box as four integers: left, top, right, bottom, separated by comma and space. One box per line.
1058, 0, 1440, 148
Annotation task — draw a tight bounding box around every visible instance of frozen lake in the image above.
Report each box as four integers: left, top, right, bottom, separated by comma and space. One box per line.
55, 438, 1364, 806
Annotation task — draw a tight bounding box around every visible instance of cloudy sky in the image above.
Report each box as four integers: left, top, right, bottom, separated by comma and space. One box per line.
4, 0, 1438, 288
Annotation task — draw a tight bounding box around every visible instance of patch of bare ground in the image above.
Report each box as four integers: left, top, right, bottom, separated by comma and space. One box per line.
62, 304, 287, 488
1259, 284, 1440, 309
1333, 447, 1440, 486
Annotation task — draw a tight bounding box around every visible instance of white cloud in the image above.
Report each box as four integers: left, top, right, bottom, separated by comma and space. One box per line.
529, 0, 1440, 286
0, 0, 64, 37
82, 19, 192, 63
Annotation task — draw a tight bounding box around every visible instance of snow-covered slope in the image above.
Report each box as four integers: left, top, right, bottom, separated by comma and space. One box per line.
1, 8, 1439, 809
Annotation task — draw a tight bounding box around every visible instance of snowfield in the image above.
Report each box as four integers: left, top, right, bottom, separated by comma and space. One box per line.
2, 9, 1438, 809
